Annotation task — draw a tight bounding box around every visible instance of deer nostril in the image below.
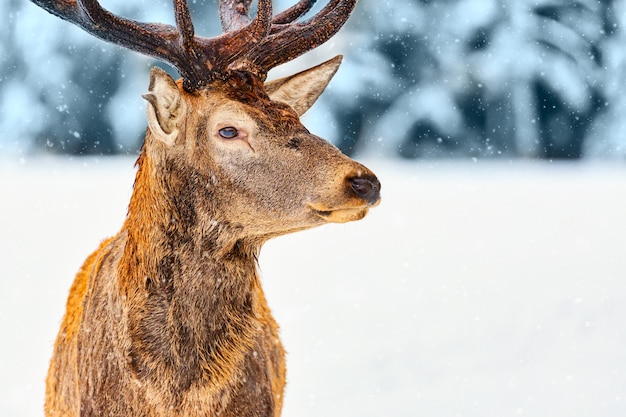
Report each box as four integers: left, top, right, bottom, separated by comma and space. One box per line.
349, 175, 381, 206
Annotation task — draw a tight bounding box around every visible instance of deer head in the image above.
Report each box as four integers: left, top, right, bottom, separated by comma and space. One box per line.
32, 0, 380, 241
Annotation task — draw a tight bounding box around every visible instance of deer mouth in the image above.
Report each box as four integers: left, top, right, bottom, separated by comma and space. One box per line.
308, 204, 370, 223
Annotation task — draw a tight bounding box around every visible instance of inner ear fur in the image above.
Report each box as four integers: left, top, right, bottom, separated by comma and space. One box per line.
142, 67, 185, 146
265, 55, 342, 116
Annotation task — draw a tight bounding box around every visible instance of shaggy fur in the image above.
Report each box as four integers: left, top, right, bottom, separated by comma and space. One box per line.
44, 62, 380, 417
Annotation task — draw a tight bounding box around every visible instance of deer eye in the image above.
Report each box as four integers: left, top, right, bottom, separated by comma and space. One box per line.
218, 127, 239, 139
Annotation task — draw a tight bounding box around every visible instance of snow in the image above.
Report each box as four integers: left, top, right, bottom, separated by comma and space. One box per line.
1, 157, 626, 416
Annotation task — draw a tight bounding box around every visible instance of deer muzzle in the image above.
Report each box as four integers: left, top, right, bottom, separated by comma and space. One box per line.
348, 175, 381, 206
308, 169, 381, 224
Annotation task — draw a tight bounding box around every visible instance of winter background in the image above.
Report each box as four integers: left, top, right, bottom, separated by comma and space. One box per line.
2, 0, 626, 416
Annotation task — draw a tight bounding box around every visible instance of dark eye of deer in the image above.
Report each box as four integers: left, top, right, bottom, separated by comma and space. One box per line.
218, 127, 238, 139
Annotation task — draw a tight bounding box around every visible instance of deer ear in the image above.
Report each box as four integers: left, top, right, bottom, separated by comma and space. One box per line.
142, 67, 185, 146
265, 55, 342, 116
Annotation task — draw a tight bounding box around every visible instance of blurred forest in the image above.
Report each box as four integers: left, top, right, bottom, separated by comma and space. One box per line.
3, 0, 626, 159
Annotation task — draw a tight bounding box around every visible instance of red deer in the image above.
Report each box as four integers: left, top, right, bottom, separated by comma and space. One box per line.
32, 0, 380, 416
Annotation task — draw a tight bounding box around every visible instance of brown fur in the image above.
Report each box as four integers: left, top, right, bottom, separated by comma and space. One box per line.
44, 64, 379, 417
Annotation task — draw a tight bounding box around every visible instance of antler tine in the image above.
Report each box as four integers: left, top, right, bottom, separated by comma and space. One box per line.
204, 0, 273, 74
250, 0, 357, 73
218, 0, 273, 37
220, 0, 317, 32
272, 0, 317, 25
76, 0, 182, 61
32, 0, 187, 74
173, 0, 196, 54
246, 0, 273, 41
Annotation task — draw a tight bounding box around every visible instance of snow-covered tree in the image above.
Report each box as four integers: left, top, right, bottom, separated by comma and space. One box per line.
2, 0, 626, 159
328, 0, 622, 159
0, 0, 188, 156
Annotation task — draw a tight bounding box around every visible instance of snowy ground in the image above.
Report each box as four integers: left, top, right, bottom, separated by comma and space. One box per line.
1, 157, 626, 417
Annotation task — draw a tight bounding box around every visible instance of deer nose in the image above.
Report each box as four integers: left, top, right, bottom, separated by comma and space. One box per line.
349, 175, 381, 206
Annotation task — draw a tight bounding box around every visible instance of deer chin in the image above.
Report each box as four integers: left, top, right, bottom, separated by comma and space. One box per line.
308, 203, 370, 223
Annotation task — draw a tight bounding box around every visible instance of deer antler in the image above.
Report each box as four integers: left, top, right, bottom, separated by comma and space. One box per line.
219, 0, 317, 30
31, 0, 356, 91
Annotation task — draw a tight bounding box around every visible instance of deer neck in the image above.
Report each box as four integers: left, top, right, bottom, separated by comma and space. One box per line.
119, 148, 261, 394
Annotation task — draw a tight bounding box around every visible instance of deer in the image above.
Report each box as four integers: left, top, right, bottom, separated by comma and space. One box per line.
31, 0, 380, 416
